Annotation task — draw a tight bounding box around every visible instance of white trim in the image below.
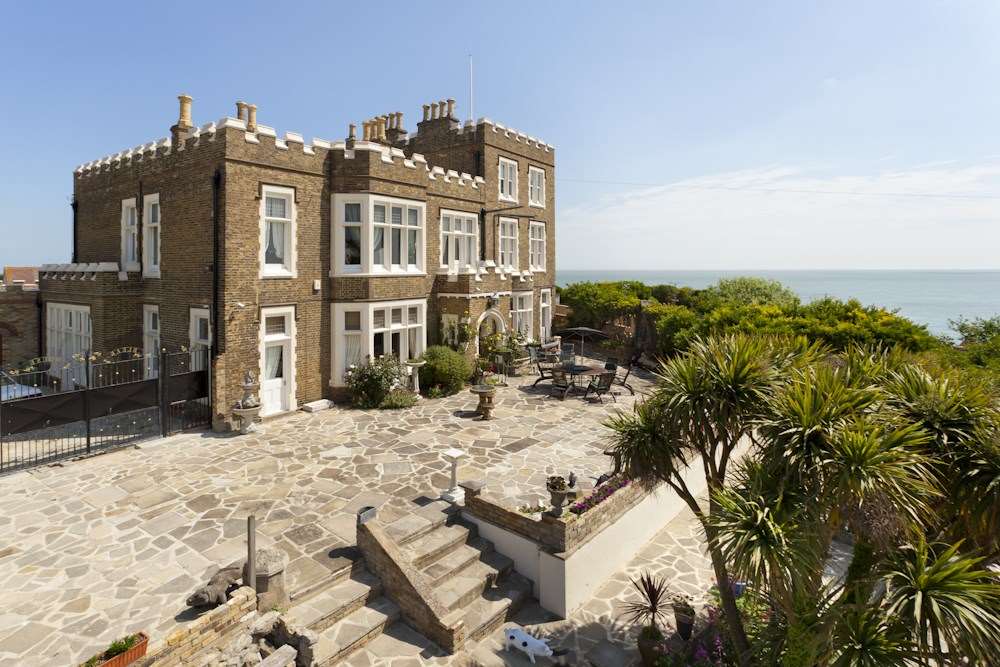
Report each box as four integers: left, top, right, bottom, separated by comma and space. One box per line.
259, 185, 297, 279
528, 221, 546, 272
331, 298, 427, 386
528, 166, 546, 208
120, 198, 139, 272
332, 193, 426, 277
511, 290, 534, 341
498, 156, 518, 203
439, 208, 479, 272
142, 193, 161, 278
539, 288, 552, 343
437, 291, 513, 299
474, 308, 507, 354
189, 307, 211, 371
46, 302, 92, 365
259, 305, 297, 415
497, 217, 519, 270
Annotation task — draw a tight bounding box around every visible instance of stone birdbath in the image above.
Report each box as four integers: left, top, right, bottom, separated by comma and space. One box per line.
404, 359, 426, 396
469, 384, 497, 420
232, 370, 261, 435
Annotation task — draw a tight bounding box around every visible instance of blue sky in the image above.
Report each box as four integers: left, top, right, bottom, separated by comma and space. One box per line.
2, 1, 998, 270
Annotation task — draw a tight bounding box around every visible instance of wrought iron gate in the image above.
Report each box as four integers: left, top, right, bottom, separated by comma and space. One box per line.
0, 347, 211, 474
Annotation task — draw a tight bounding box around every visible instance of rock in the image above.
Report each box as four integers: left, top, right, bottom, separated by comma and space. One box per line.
243, 548, 290, 612
250, 611, 280, 640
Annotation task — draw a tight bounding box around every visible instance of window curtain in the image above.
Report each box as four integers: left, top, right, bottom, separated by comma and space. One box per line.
407, 327, 419, 360
344, 333, 362, 370
265, 345, 283, 379
265, 221, 285, 264
373, 227, 385, 264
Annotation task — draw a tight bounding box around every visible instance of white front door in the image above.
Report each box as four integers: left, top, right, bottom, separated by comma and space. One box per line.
260, 308, 295, 417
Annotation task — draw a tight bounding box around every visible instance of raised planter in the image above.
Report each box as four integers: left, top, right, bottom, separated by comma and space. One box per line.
82, 632, 148, 667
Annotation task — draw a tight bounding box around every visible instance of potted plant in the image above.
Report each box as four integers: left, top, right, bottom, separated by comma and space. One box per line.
621, 572, 669, 666
672, 593, 696, 641
81, 632, 148, 667
546, 475, 569, 517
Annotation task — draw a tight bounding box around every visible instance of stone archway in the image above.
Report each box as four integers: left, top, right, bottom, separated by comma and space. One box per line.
475, 309, 507, 357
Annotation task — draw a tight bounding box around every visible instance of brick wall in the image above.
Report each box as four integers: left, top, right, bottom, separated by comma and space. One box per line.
0, 284, 40, 368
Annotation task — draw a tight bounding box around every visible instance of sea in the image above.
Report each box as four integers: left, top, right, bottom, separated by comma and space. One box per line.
555, 270, 1000, 339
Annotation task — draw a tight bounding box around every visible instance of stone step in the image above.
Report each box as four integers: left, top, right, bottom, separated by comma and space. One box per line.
422, 536, 495, 587
403, 523, 476, 569
385, 500, 456, 546
312, 597, 400, 666
284, 568, 381, 634
438, 552, 515, 612
463, 572, 534, 643
289, 555, 362, 605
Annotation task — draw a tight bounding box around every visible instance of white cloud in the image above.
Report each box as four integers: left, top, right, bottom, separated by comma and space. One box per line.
559, 161, 1000, 270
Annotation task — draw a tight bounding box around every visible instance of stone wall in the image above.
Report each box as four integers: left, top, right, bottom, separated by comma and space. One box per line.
137, 586, 257, 667
0, 283, 40, 368
356, 517, 464, 652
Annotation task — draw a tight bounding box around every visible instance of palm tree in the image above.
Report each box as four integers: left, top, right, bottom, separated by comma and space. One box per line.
605, 334, 806, 664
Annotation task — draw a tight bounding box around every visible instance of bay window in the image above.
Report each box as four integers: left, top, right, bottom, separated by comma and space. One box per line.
511, 292, 533, 341
528, 166, 545, 207
529, 221, 546, 271
260, 185, 296, 278
498, 157, 518, 202
143, 193, 161, 278
498, 218, 518, 270
332, 299, 426, 385
333, 194, 425, 275
440, 211, 478, 271
120, 198, 139, 271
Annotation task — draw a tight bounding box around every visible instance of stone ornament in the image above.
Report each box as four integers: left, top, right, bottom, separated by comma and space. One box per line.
186, 565, 242, 608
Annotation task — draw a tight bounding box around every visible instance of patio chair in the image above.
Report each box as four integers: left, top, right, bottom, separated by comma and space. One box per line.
549, 368, 573, 401
583, 371, 617, 403
604, 357, 619, 372
559, 343, 575, 364
530, 347, 557, 386
614, 353, 640, 395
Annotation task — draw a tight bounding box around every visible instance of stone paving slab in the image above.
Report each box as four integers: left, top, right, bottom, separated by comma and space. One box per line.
0, 368, 652, 665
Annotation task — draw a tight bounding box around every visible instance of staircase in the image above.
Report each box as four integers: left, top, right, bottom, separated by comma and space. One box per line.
280, 501, 533, 665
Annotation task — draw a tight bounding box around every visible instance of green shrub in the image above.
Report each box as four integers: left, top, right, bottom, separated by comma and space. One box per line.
379, 388, 418, 409
645, 302, 699, 356
82, 634, 141, 667
419, 346, 471, 396
345, 356, 405, 409
702, 276, 801, 309
559, 281, 647, 327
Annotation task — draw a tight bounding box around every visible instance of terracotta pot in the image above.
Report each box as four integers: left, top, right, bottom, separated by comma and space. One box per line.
87, 632, 148, 667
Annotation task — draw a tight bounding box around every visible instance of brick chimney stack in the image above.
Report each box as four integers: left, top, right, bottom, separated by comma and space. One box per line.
171, 93, 194, 146
385, 111, 406, 144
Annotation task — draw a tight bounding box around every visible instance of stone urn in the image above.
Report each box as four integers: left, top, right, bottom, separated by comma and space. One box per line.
546, 476, 569, 517
232, 370, 261, 434
404, 359, 426, 396
469, 384, 497, 420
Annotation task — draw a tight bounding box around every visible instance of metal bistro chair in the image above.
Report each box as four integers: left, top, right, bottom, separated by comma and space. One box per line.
584, 371, 617, 403
530, 347, 557, 387
549, 367, 573, 401
613, 353, 640, 395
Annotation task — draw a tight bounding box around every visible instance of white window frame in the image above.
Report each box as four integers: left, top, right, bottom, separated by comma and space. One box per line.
511, 291, 534, 341
46, 302, 92, 363
259, 305, 297, 413
120, 198, 139, 272
332, 193, 425, 277
498, 217, 519, 270
189, 307, 211, 371
331, 299, 427, 386
528, 166, 545, 208
439, 209, 479, 273
142, 193, 161, 278
259, 185, 297, 278
539, 289, 552, 342
142, 304, 160, 378
498, 156, 518, 203
529, 221, 546, 272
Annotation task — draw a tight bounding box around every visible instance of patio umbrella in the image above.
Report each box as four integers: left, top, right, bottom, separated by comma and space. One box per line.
555, 327, 609, 359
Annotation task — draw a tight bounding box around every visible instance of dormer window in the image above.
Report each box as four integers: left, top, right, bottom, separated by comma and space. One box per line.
498, 157, 518, 203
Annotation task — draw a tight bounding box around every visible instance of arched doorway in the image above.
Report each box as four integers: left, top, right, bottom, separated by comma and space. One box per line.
475, 309, 507, 357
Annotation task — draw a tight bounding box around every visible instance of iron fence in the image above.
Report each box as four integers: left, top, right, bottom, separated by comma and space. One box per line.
0, 347, 211, 474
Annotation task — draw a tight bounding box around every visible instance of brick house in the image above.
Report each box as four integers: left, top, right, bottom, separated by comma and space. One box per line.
38, 95, 555, 428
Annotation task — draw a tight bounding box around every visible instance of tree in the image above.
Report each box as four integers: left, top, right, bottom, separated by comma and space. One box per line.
702, 277, 801, 309
605, 334, 819, 664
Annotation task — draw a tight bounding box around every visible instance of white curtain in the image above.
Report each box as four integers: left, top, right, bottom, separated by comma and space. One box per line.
265, 345, 283, 379
407, 327, 419, 360
266, 221, 285, 264
344, 333, 362, 370
373, 227, 385, 264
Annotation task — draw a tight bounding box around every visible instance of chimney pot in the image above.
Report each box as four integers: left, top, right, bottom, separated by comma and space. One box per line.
236, 101, 248, 123
446, 99, 455, 118
395, 112, 403, 130
377, 116, 387, 141
422, 104, 430, 121
431, 103, 439, 120
247, 104, 258, 133
438, 100, 446, 119
349, 123, 357, 141
177, 94, 193, 129
362, 121, 370, 141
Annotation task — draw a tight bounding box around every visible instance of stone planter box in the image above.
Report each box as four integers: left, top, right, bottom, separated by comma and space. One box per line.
84, 632, 148, 667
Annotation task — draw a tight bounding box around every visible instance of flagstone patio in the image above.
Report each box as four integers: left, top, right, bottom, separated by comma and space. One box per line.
0, 369, 668, 665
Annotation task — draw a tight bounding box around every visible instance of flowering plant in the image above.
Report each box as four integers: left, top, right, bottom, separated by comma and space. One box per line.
345, 355, 407, 409
569, 476, 630, 515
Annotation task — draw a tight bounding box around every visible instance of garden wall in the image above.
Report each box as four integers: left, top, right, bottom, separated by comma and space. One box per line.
459, 458, 708, 617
